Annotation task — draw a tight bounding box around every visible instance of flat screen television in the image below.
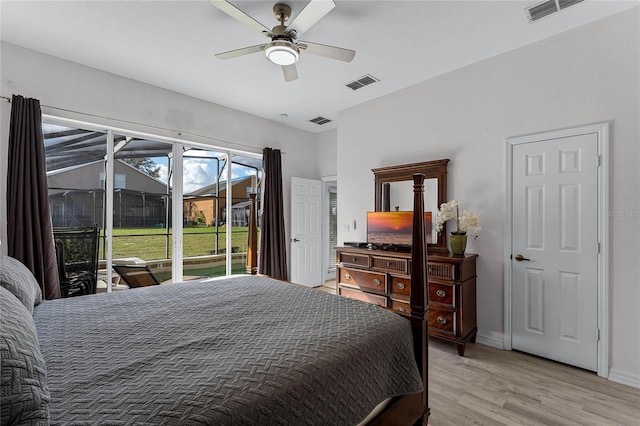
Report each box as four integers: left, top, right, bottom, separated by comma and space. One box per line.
366, 211, 433, 245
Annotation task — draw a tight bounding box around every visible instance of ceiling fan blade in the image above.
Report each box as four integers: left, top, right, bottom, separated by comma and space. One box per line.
209, 0, 271, 35
289, 0, 336, 35
300, 41, 355, 62
215, 44, 266, 60
282, 64, 299, 82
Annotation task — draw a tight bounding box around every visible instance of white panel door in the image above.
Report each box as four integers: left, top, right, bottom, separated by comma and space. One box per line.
512, 133, 599, 371
290, 177, 322, 287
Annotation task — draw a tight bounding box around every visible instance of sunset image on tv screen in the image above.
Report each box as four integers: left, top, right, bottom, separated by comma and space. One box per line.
367, 212, 432, 245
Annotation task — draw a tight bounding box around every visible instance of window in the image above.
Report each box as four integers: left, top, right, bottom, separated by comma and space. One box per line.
99, 172, 127, 189
43, 120, 262, 291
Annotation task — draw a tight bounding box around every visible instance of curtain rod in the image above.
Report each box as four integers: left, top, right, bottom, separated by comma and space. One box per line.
0, 95, 286, 155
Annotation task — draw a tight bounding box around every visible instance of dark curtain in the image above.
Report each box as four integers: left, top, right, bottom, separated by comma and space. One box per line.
7, 95, 61, 299
258, 147, 288, 280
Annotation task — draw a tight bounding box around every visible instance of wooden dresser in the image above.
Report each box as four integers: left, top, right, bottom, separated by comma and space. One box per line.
336, 247, 478, 356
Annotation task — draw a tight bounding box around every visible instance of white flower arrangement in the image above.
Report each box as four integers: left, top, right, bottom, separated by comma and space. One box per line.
435, 200, 481, 238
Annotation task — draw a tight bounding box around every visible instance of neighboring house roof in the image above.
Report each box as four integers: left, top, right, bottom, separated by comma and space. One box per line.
47, 159, 168, 193
230, 200, 252, 209
117, 159, 169, 188
46, 159, 103, 176
185, 175, 253, 197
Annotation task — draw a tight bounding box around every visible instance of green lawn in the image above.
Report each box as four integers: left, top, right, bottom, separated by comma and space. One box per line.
99, 226, 259, 261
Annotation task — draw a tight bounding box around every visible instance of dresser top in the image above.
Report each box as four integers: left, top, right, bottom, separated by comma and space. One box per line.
336, 246, 478, 262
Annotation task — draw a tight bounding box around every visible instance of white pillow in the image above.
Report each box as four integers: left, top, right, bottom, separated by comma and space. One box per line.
0, 286, 50, 423
0, 256, 43, 314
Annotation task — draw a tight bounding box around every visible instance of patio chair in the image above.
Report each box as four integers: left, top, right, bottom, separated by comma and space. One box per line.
54, 226, 99, 297
112, 264, 160, 288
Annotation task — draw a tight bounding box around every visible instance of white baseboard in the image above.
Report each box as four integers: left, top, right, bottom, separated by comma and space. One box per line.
608, 368, 640, 389
475, 332, 504, 350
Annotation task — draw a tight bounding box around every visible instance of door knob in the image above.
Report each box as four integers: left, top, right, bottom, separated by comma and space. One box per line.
292, 238, 300, 242
514, 254, 530, 261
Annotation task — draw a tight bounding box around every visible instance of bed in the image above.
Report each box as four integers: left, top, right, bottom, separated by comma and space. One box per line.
0, 175, 430, 425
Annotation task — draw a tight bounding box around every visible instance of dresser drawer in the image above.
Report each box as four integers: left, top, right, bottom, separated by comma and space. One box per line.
339, 287, 387, 307
372, 256, 408, 274
390, 299, 410, 316
428, 309, 455, 334
427, 261, 455, 281
339, 267, 387, 292
390, 275, 411, 296
338, 252, 370, 268
428, 282, 454, 306
336, 248, 477, 356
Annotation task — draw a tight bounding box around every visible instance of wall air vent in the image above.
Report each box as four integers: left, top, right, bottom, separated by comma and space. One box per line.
345, 74, 379, 91
310, 116, 332, 125
525, 0, 583, 22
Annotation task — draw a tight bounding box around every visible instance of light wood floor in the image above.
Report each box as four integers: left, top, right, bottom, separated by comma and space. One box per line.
427, 339, 639, 426
317, 280, 640, 425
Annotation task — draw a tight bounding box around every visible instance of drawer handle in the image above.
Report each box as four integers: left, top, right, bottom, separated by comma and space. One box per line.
436, 289, 446, 298
397, 306, 406, 313
437, 316, 447, 324
352, 257, 358, 262
372, 278, 381, 286
344, 273, 351, 280
396, 282, 406, 290
387, 262, 392, 266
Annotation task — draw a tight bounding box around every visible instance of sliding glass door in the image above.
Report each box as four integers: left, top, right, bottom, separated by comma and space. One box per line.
182, 148, 229, 279
181, 148, 262, 279
108, 134, 174, 283
43, 118, 261, 292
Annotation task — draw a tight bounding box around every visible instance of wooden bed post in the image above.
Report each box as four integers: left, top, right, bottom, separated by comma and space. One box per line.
246, 193, 258, 275
410, 173, 429, 424
367, 173, 430, 426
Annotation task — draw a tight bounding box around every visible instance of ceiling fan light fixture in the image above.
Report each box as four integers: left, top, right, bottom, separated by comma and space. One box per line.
265, 40, 299, 66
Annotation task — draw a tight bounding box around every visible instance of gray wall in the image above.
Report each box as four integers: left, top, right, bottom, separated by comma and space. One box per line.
315, 128, 338, 178
337, 8, 639, 380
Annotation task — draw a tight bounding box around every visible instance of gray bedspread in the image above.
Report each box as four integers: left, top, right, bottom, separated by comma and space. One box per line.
33, 275, 422, 425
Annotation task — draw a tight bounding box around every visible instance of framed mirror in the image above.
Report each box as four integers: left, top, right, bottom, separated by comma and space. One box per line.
372, 159, 449, 254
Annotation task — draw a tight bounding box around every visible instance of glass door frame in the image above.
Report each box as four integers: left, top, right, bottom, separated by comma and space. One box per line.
43, 114, 262, 289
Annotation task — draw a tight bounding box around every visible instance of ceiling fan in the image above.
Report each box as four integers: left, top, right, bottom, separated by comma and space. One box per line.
210, 0, 356, 82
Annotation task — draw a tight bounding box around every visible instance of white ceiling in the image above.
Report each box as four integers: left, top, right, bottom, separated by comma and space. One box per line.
1, 1, 636, 133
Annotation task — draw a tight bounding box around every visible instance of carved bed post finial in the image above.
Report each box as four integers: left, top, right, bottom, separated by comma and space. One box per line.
246, 193, 258, 275
411, 173, 429, 421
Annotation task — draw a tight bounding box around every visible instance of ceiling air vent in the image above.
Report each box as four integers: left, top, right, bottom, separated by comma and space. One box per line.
345, 74, 379, 91
525, 0, 583, 22
558, 0, 584, 10
310, 116, 332, 125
